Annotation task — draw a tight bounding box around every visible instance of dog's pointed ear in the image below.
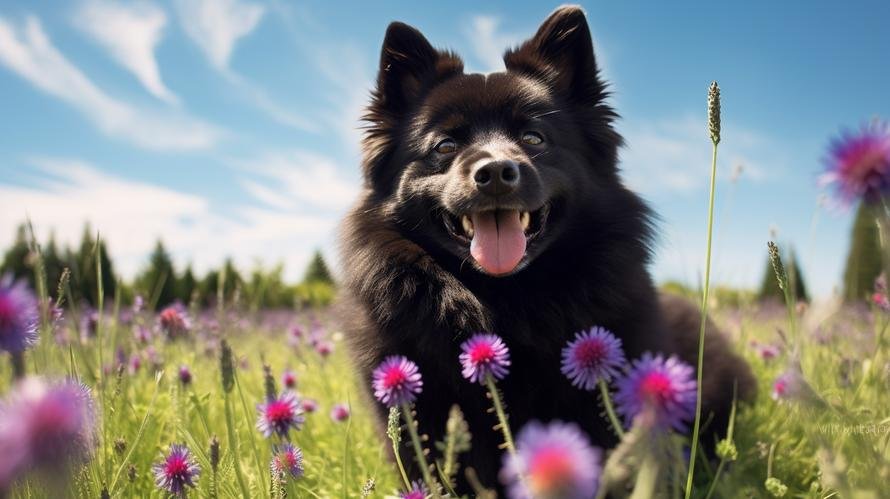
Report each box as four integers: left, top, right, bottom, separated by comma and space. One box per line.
504, 6, 603, 103
373, 22, 461, 114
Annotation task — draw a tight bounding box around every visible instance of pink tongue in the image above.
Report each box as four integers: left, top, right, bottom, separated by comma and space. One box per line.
470, 210, 527, 275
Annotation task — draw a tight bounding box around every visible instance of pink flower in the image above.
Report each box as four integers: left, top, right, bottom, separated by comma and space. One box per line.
459, 333, 511, 384
372, 356, 423, 407
330, 403, 350, 422
256, 392, 305, 438
820, 121, 890, 205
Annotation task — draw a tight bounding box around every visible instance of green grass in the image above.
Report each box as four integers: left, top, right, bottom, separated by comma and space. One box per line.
6, 295, 889, 498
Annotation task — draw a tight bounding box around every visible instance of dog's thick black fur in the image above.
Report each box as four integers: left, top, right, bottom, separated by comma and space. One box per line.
339, 5, 755, 494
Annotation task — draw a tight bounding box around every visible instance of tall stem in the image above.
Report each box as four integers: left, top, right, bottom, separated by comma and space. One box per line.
400, 403, 439, 498
685, 139, 719, 498
485, 374, 516, 455
598, 379, 625, 438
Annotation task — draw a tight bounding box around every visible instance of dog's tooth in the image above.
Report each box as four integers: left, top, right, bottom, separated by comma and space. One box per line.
461, 215, 474, 238
520, 211, 530, 231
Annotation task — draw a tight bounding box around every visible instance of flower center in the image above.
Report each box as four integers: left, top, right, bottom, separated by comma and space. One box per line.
0, 295, 14, 330
469, 343, 495, 364
266, 401, 293, 422
574, 340, 606, 367
528, 447, 575, 494
639, 371, 673, 405
383, 367, 407, 389
165, 456, 188, 477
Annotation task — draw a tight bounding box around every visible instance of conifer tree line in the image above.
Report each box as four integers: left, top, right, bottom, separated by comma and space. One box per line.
2, 206, 884, 308
0, 222, 335, 309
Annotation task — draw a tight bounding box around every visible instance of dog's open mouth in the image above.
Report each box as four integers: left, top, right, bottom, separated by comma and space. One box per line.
442, 205, 549, 275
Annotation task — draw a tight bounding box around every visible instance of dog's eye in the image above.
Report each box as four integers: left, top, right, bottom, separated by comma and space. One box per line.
434, 139, 457, 154
521, 131, 544, 146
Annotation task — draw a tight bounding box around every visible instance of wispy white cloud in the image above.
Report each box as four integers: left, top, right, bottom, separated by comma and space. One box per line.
172, 0, 318, 132
173, 0, 264, 71
73, 0, 178, 104
463, 15, 523, 74
235, 151, 360, 211
0, 15, 220, 150
0, 158, 338, 281
619, 116, 775, 195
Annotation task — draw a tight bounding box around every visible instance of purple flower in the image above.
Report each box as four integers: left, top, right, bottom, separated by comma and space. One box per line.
80, 310, 98, 339
400, 480, 428, 499
372, 356, 423, 407
128, 354, 141, 375
614, 353, 697, 432
750, 341, 781, 361
178, 365, 192, 385
256, 392, 305, 438
501, 421, 601, 499
281, 369, 297, 390
459, 333, 511, 384
315, 340, 333, 358
0, 377, 96, 474
330, 403, 350, 422
153, 444, 200, 496
772, 366, 817, 403
270, 443, 304, 479
820, 121, 890, 205
561, 326, 626, 390
0, 274, 39, 353
300, 398, 318, 413
158, 304, 190, 339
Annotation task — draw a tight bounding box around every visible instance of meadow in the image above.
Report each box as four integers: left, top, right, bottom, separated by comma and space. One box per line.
1, 251, 888, 498
1, 89, 889, 498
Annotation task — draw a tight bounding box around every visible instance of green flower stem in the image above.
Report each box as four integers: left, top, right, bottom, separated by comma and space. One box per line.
685, 131, 720, 498
400, 403, 439, 498
484, 374, 516, 455
598, 379, 625, 438
224, 394, 251, 499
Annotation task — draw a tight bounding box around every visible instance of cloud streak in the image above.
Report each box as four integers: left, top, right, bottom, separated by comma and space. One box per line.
0, 15, 220, 150
73, 0, 178, 104
0, 158, 340, 281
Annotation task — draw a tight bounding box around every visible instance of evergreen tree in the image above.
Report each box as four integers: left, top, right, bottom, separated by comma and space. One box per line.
177, 264, 197, 305
43, 233, 65, 298
137, 240, 178, 309
302, 250, 334, 284
842, 202, 883, 301
758, 245, 809, 303
199, 258, 243, 306
71, 224, 116, 306
0, 224, 31, 284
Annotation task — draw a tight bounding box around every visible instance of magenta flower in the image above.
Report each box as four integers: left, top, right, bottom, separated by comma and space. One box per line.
400, 480, 428, 499
820, 121, 890, 205
0, 274, 39, 353
459, 333, 511, 384
372, 356, 423, 407
158, 305, 191, 339
256, 392, 305, 438
315, 340, 333, 358
501, 421, 601, 499
281, 369, 297, 390
270, 443, 304, 479
153, 444, 200, 496
614, 353, 697, 432
330, 403, 350, 422
561, 327, 626, 390
0, 377, 96, 474
178, 365, 192, 385
300, 398, 318, 413
750, 341, 781, 361
772, 366, 817, 403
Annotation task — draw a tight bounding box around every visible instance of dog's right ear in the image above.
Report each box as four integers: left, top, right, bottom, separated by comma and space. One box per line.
362, 23, 462, 190
372, 22, 461, 115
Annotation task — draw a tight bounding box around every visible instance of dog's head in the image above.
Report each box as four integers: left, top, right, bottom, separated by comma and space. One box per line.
362, 6, 627, 277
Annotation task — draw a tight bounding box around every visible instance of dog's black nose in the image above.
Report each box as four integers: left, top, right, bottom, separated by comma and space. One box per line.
473, 160, 520, 196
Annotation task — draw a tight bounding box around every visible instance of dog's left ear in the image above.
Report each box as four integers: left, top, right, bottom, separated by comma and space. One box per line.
504, 6, 604, 103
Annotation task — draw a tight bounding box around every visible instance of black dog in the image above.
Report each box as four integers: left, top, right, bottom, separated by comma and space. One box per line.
339, 5, 755, 494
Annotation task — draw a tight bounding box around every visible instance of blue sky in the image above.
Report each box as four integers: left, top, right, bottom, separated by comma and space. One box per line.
0, 0, 888, 296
